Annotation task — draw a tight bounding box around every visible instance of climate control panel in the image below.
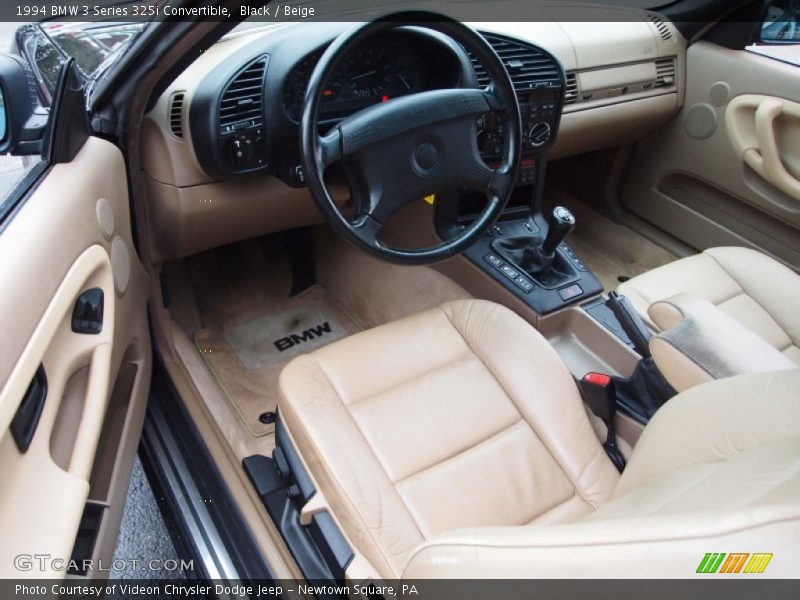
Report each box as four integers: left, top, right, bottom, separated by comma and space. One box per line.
476, 83, 562, 184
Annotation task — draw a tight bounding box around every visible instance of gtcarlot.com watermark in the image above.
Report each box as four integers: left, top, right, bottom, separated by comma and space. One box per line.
14, 553, 194, 573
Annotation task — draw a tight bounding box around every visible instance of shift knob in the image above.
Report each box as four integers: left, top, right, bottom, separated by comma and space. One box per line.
541, 206, 576, 255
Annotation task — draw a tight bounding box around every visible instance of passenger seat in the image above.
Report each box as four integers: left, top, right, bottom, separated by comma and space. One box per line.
617, 246, 800, 390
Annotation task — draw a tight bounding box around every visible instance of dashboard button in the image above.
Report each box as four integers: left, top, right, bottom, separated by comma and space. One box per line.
293, 165, 305, 185
500, 264, 519, 280
515, 276, 534, 292
558, 284, 583, 301
484, 253, 503, 267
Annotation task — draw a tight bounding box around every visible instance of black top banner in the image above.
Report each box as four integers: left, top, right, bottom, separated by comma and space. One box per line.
4, 0, 676, 23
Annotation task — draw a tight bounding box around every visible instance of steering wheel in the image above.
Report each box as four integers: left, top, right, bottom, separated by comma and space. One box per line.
300, 13, 521, 265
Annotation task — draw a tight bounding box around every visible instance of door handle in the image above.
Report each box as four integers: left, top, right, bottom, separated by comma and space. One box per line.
67, 344, 112, 481
742, 97, 800, 199
10, 365, 47, 453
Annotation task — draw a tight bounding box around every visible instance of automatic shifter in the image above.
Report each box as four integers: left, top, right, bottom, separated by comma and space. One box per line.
492, 206, 577, 286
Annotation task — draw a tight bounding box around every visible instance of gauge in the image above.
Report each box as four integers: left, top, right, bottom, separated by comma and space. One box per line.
282, 40, 423, 120
391, 65, 415, 94
282, 54, 317, 109
343, 41, 391, 99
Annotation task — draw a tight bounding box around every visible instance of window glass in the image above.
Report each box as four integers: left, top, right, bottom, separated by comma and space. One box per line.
761, 0, 800, 43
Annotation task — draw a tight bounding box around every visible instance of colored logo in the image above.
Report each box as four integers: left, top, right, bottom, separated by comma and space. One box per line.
696, 553, 773, 574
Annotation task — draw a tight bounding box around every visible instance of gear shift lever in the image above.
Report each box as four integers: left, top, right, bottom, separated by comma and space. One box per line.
541, 206, 576, 256
491, 205, 577, 287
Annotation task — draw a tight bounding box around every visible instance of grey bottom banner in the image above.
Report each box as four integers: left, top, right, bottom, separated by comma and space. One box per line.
3, 579, 800, 600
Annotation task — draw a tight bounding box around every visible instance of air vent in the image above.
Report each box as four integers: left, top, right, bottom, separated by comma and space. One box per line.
169, 92, 185, 138
219, 57, 267, 132
655, 58, 676, 88
649, 14, 676, 42
468, 33, 561, 91
564, 73, 578, 105
468, 52, 491, 88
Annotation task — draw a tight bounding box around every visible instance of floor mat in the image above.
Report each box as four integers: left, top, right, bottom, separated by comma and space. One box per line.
195, 286, 360, 437
186, 242, 362, 437
225, 300, 349, 370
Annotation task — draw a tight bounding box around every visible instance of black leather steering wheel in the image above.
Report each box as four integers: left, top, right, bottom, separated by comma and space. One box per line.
300, 13, 521, 265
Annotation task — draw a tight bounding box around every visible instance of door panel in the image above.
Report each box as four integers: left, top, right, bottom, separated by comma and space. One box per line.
0, 137, 151, 578
622, 41, 800, 268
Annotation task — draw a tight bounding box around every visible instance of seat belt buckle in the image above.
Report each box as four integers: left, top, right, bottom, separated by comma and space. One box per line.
580, 372, 615, 424
580, 372, 626, 472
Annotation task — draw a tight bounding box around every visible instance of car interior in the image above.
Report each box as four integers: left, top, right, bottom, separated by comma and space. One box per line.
0, 0, 799, 584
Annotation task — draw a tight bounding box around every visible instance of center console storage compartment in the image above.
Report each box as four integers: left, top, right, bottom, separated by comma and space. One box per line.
538, 306, 640, 379
538, 305, 646, 447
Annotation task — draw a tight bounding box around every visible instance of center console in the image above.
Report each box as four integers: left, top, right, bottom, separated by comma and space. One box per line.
435, 78, 603, 314
431, 34, 677, 448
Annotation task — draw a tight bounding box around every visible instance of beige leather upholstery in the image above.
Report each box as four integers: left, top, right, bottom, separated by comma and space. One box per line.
279, 300, 619, 578
648, 293, 797, 392
405, 370, 800, 578
279, 300, 800, 577
618, 247, 800, 365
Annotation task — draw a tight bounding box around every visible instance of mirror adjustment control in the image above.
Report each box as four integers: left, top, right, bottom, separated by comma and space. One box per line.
279, 161, 307, 187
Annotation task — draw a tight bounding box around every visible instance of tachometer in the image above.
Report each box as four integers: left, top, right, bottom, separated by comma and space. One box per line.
282, 53, 317, 109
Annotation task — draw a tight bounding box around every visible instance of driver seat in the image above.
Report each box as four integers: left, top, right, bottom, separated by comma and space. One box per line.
278, 300, 800, 578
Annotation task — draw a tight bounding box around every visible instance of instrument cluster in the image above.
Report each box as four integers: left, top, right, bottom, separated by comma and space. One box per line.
282, 38, 425, 121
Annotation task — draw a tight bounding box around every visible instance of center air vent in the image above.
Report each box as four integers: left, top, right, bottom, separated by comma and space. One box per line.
648, 14, 676, 43
169, 92, 185, 137
655, 58, 676, 88
219, 57, 267, 133
468, 33, 562, 91
564, 73, 578, 105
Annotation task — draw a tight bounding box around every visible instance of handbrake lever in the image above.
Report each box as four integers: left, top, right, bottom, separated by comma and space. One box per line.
607, 291, 652, 358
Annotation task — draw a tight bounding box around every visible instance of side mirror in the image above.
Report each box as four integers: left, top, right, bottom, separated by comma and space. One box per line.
0, 87, 6, 144
0, 54, 49, 155
760, 0, 800, 43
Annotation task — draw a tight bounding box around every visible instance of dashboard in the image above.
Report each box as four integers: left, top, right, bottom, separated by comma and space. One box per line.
186, 25, 466, 182
186, 24, 567, 186
141, 16, 684, 260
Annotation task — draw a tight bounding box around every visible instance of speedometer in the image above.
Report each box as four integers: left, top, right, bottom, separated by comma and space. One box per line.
343, 42, 391, 98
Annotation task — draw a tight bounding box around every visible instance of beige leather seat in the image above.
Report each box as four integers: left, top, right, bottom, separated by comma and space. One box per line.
279, 300, 800, 578
617, 246, 800, 365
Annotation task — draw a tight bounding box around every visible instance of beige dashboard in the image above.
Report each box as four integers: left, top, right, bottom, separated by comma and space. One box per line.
141, 11, 685, 261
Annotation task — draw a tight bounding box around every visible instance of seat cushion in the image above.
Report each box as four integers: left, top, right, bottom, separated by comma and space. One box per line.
618, 247, 800, 365
403, 370, 800, 578
278, 299, 618, 578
